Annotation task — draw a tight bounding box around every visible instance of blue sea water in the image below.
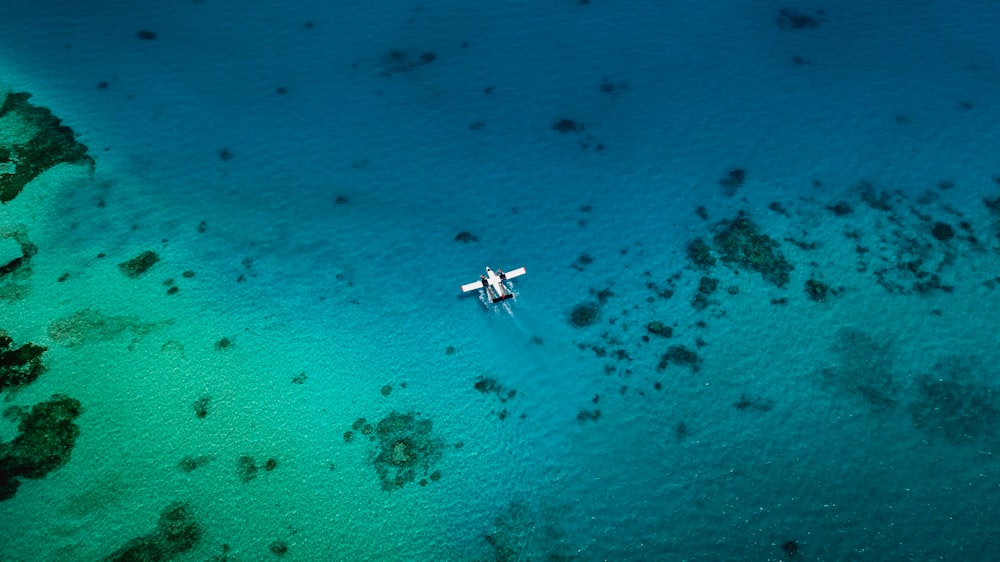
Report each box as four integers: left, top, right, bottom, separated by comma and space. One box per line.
2, 1, 1000, 560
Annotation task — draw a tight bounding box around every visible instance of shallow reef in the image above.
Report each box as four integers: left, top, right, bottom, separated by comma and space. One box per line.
473, 375, 517, 403
686, 238, 716, 270
657, 345, 702, 373
0, 330, 47, 393
0, 394, 83, 501
713, 213, 793, 287
48, 308, 168, 348
118, 250, 160, 278
103, 502, 202, 562
349, 411, 445, 491
177, 455, 213, 473
569, 302, 600, 328
380, 49, 437, 76
817, 327, 896, 411
909, 356, 1000, 444
0, 91, 94, 204
0, 225, 38, 301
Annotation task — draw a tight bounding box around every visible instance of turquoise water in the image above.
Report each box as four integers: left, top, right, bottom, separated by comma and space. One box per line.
2, 1, 1000, 560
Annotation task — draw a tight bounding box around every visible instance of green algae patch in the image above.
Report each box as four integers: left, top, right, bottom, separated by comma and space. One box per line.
0, 331, 47, 393
0, 91, 94, 204
0, 394, 83, 501
48, 308, 170, 348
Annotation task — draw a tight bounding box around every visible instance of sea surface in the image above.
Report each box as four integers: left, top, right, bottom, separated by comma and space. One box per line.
2, 1, 1000, 560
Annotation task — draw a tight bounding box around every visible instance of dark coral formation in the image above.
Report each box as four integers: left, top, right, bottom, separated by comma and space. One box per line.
484, 501, 534, 562
931, 221, 954, 242
856, 180, 894, 211
193, 396, 210, 419
381, 50, 437, 76
177, 455, 213, 472
827, 201, 853, 216
483, 500, 570, 561
645, 321, 672, 338
237, 455, 259, 482
0, 92, 94, 204
0, 226, 38, 301
734, 393, 774, 412
691, 276, 719, 311
552, 118, 583, 134
909, 356, 999, 444
657, 345, 702, 372
0, 394, 82, 501
269, 540, 289, 556
474, 376, 520, 420
845, 183, 967, 295
103, 502, 202, 561
473, 376, 517, 403
720, 167, 746, 196
776, 8, 824, 30
454, 230, 479, 243
0, 331, 46, 393
804, 278, 830, 302
118, 250, 160, 278
713, 213, 793, 287
366, 411, 445, 490
686, 238, 716, 270
569, 302, 600, 328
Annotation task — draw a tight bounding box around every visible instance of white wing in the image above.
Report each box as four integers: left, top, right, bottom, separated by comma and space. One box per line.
461, 280, 485, 293
502, 267, 526, 279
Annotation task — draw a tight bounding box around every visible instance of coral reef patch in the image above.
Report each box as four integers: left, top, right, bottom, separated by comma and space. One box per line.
569, 302, 600, 328
657, 345, 702, 373
103, 502, 202, 561
48, 308, 169, 348
0, 394, 83, 501
908, 356, 1000, 444
817, 327, 896, 410
347, 411, 445, 491
713, 213, 793, 287
178, 455, 213, 473
0, 224, 38, 301
118, 250, 160, 278
0, 91, 94, 204
0, 330, 47, 393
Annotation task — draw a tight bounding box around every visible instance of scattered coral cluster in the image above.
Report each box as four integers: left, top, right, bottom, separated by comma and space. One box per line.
343, 410, 446, 491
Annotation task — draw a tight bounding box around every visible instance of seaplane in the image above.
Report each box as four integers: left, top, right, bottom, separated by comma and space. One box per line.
461, 266, 526, 303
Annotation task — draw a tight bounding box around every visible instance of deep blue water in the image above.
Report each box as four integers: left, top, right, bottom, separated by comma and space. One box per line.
2, 1, 1000, 560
